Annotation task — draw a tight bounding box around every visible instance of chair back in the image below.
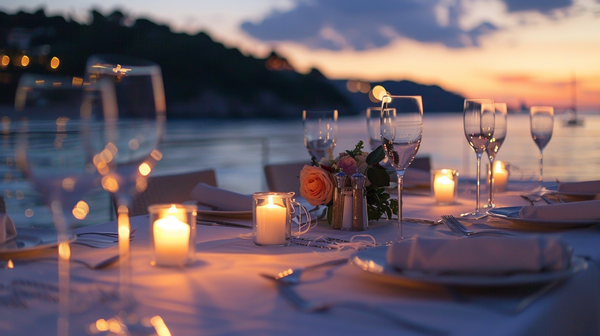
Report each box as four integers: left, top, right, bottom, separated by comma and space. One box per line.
121, 169, 217, 217
264, 162, 306, 196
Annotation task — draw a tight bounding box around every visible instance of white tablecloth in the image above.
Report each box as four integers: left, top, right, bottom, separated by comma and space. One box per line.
1, 183, 599, 336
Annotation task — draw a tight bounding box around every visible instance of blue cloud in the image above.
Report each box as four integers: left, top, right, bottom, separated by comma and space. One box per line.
241, 0, 497, 50
503, 0, 574, 13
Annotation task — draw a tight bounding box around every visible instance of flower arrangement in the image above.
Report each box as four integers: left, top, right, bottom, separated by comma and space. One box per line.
299, 141, 398, 223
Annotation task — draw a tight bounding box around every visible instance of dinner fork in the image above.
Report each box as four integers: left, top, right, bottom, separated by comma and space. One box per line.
441, 215, 515, 237
261, 274, 446, 335
269, 258, 349, 284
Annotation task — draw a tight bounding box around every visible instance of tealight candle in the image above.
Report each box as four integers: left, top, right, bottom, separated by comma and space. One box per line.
255, 195, 287, 246
493, 161, 509, 192
149, 204, 196, 267
431, 169, 459, 205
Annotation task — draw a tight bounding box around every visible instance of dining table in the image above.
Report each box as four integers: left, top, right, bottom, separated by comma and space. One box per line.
1, 180, 599, 336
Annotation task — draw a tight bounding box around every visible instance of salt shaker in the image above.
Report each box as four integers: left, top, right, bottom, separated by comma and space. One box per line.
341, 187, 353, 230
351, 171, 368, 231
331, 171, 347, 229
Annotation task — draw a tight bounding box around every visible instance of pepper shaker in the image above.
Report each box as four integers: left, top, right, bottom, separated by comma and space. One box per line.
331, 171, 347, 229
351, 171, 368, 231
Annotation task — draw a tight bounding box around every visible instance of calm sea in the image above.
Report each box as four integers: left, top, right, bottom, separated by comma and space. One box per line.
3, 112, 600, 227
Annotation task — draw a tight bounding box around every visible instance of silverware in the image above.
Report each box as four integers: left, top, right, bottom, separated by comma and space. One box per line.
441, 215, 515, 237
404, 218, 441, 225
513, 278, 564, 314
196, 219, 251, 229
261, 274, 446, 335
269, 258, 348, 284
72, 229, 137, 248
76, 228, 138, 239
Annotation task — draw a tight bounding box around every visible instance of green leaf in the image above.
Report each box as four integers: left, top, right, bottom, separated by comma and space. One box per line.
326, 204, 333, 225
366, 166, 390, 187
366, 146, 385, 165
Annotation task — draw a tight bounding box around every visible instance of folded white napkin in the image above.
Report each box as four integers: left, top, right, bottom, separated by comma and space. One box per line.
191, 183, 252, 211
519, 199, 600, 221
0, 213, 17, 244
386, 236, 571, 274
558, 180, 600, 194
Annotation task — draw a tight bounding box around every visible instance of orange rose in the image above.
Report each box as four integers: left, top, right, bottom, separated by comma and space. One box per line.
299, 165, 334, 206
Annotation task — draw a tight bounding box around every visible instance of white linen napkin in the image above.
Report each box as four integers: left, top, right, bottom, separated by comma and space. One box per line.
558, 180, 600, 194
191, 183, 253, 211
0, 213, 17, 244
386, 236, 572, 274
519, 199, 600, 221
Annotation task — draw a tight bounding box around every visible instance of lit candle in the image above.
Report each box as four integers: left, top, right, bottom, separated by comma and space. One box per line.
255, 195, 287, 245
153, 214, 190, 266
493, 161, 509, 192
434, 175, 455, 203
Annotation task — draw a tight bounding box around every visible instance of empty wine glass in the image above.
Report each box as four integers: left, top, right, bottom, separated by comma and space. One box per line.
302, 110, 337, 161
486, 103, 507, 208
85, 54, 166, 305
366, 107, 382, 150
380, 95, 423, 241
13, 73, 111, 335
463, 99, 495, 219
530, 106, 554, 185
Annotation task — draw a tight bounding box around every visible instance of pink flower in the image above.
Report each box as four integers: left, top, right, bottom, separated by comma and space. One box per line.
337, 154, 358, 176
299, 165, 334, 206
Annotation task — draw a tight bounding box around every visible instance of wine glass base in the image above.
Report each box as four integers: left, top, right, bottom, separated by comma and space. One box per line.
483, 203, 496, 209
460, 211, 489, 220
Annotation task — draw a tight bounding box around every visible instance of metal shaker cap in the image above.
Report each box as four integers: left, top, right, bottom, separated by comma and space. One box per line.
334, 171, 347, 189
351, 171, 366, 189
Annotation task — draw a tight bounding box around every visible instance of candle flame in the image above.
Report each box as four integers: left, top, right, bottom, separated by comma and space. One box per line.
268, 195, 274, 206
6, 259, 14, 268
436, 176, 453, 185
494, 160, 504, 173
168, 205, 178, 213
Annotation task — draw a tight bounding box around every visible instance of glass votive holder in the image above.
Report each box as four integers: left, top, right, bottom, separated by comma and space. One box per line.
252, 192, 309, 246
431, 169, 459, 205
488, 161, 510, 192
148, 204, 197, 267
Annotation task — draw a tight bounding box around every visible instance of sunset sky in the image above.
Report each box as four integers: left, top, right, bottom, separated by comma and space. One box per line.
2, 0, 600, 110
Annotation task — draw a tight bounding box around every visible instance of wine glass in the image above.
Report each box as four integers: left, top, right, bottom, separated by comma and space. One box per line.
366, 107, 382, 150
485, 103, 507, 208
463, 99, 495, 219
530, 106, 554, 185
85, 54, 166, 304
380, 95, 423, 241
13, 73, 111, 335
302, 110, 337, 161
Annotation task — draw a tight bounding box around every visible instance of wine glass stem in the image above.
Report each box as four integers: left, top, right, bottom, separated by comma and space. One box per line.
396, 171, 405, 241
475, 153, 482, 213
539, 150, 544, 183
488, 157, 495, 208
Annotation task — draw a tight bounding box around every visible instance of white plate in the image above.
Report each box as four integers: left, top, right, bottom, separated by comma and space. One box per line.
0, 228, 76, 258
351, 246, 587, 287
487, 206, 600, 229
197, 209, 252, 218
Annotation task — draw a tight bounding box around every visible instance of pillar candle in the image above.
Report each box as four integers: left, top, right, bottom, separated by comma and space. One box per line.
434, 175, 455, 203
153, 215, 190, 265
493, 161, 509, 192
255, 196, 287, 245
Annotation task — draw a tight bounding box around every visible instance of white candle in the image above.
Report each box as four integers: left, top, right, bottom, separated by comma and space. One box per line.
434, 175, 455, 203
255, 195, 287, 245
153, 215, 190, 266
493, 161, 509, 192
